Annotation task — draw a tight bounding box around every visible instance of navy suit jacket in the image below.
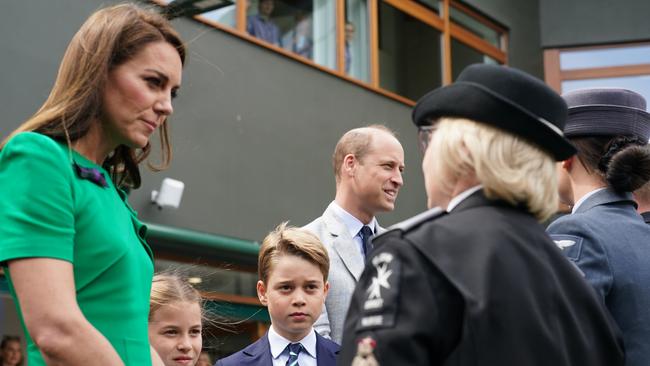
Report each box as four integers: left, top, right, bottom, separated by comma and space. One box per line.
215, 331, 339, 366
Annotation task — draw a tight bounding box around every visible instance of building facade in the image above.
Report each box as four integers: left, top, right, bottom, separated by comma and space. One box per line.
1, 0, 648, 361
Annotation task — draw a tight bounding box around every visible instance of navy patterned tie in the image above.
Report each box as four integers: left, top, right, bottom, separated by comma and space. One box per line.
285, 343, 303, 366
360, 226, 374, 258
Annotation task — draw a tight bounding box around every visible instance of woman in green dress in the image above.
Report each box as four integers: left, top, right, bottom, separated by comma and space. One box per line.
0, 4, 185, 365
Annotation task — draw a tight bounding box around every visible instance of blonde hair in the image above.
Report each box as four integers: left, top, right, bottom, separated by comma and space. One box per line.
149, 273, 203, 322
332, 125, 397, 181
1, 3, 186, 189
258, 222, 330, 284
428, 118, 558, 221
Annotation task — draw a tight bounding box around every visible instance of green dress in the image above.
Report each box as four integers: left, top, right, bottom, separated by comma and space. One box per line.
0, 132, 154, 365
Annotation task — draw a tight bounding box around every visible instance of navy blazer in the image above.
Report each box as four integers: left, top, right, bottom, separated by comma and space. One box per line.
548, 188, 650, 366
215, 331, 339, 366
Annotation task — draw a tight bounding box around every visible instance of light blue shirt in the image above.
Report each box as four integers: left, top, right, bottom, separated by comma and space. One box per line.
268, 325, 317, 366
329, 201, 378, 257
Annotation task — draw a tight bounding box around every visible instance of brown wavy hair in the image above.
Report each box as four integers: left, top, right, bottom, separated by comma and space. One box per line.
1, 3, 186, 188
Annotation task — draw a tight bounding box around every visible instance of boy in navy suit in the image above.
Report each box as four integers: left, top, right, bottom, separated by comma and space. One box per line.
216, 223, 340, 366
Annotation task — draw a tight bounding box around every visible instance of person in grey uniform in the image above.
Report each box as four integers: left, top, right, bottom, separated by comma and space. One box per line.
339, 64, 624, 366
547, 88, 650, 366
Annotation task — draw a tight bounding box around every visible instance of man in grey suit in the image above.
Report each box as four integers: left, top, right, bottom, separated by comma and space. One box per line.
304, 125, 404, 344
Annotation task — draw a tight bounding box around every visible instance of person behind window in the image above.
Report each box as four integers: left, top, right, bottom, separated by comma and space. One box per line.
344, 21, 355, 74
283, 10, 313, 59
247, 0, 282, 47
0, 4, 185, 365
0, 336, 23, 366
149, 273, 205, 366
547, 88, 650, 366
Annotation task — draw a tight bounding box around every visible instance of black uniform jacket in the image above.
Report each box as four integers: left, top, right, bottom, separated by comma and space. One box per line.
339, 190, 624, 365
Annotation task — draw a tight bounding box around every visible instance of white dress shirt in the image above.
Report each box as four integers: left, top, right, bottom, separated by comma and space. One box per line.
268, 325, 318, 366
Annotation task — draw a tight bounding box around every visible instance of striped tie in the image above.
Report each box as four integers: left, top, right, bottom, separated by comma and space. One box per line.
285, 343, 303, 366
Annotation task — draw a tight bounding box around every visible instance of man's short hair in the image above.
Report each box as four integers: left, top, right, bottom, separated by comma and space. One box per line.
332, 125, 397, 180
428, 117, 559, 221
258, 222, 330, 284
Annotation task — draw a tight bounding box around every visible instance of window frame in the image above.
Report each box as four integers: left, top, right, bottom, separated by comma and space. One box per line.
150, 0, 508, 104
543, 41, 650, 94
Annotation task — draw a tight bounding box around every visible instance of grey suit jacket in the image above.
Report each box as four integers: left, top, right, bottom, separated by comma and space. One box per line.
303, 203, 384, 344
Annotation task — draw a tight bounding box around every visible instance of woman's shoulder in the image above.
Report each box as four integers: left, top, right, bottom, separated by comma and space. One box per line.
1, 132, 72, 176
4, 131, 64, 151
5, 131, 61, 147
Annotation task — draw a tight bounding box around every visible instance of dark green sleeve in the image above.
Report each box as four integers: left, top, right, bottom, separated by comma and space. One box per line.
0, 132, 75, 264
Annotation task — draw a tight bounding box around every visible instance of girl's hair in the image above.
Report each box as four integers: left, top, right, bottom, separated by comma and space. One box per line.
0, 335, 23, 366
1, 3, 186, 189
149, 273, 203, 321
572, 135, 650, 193
428, 117, 559, 222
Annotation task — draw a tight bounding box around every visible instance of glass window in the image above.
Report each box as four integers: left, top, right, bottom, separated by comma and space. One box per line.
562, 75, 650, 106
154, 259, 258, 297
160, 0, 236, 28
198, 2, 236, 28
247, 0, 336, 69
449, 5, 500, 47
415, 0, 439, 12
451, 38, 498, 80
378, 2, 442, 101
560, 45, 650, 70
345, 0, 370, 82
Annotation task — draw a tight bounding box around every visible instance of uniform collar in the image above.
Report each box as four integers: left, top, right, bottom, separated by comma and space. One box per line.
572, 187, 636, 214
447, 185, 483, 212
571, 187, 607, 213
268, 326, 317, 359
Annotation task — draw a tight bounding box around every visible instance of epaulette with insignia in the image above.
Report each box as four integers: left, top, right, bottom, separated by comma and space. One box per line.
386, 206, 446, 234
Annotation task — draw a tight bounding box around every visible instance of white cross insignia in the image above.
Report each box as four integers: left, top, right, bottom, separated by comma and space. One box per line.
366, 253, 394, 300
